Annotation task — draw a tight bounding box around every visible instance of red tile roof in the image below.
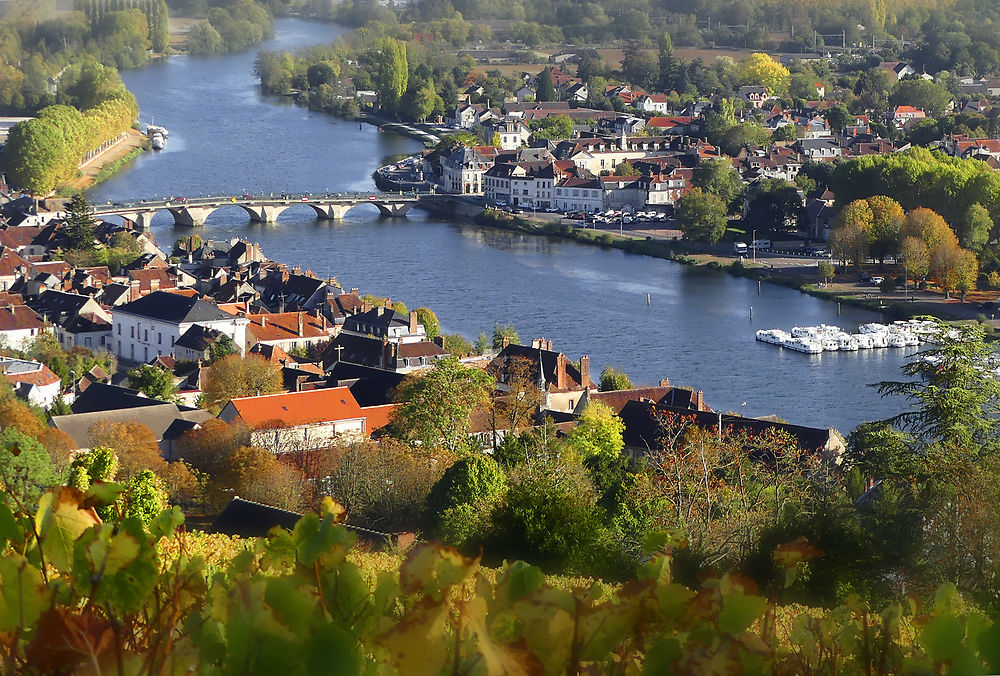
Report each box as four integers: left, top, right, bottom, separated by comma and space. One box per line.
0, 304, 43, 332
226, 386, 365, 429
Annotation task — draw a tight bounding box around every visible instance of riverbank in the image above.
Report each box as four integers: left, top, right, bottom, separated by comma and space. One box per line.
64, 129, 149, 194
471, 208, 995, 324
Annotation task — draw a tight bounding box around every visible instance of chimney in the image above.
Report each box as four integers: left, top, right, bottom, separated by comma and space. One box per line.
556, 353, 568, 390
580, 355, 590, 388
150, 278, 160, 292
695, 390, 704, 411
381, 336, 392, 367
408, 309, 418, 334
546, 339, 552, 351
297, 311, 304, 337
659, 378, 670, 388
362, 300, 372, 313
383, 298, 392, 308
350, 287, 359, 296
502, 335, 510, 349
129, 279, 140, 301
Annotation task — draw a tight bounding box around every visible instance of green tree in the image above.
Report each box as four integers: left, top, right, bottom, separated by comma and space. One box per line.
529, 114, 573, 140
877, 320, 1000, 449
676, 188, 727, 244
717, 123, 770, 156
425, 455, 507, 525
374, 37, 408, 118
599, 366, 633, 392
867, 195, 905, 263
818, 260, 835, 284
958, 203, 991, 252
202, 354, 282, 412
744, 179, 801, 232
691, 159, 745, 213
491, 324, 520, 350
889, 79, 953, 118
127, 364, 177, 401
823, 104, 853, 133
415, 307, 440, 340
441, 333, 473, 356
122, 469, 167, 525
62, 191, 97, 250
208, 334, 237, 364
392, 356, 495, 454
0, 428, 61, 509
565, 401, 625, 460
535, 66, 555, 102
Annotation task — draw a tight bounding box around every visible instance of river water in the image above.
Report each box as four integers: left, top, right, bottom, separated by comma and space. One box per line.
89, 18, 915, 434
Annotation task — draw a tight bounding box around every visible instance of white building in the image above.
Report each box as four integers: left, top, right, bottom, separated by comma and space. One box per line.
0, 304, 45, 351
112, 291, 249, 364
554, 177, 604, 213
1, 358, 61, 408
440, 145, 495, 195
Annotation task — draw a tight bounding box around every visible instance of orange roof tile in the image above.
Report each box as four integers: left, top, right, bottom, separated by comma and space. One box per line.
225, 387, 365, 429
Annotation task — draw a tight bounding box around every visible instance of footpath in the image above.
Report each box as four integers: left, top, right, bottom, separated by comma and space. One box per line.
67, 129, 148, 192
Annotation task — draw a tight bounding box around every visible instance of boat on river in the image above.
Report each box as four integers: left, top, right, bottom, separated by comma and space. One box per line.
757, 320, 931, 354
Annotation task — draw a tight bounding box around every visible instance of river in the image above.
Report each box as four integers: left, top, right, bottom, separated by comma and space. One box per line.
88, 18, 915, 434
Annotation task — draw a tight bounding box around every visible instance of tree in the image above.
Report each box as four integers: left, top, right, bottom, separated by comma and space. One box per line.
426, 455, 507, 522
306, 62, 336, 88
899, 236, 930, 283
535, 66, 555, 102
902, 207, 958, 252
818, 261, 835, 284
415, 307, 439, 340
121, 470, 167, 526
529, 114, 573, 141
88, 420, 162, 480
676, 188, 727, 244
717, 123, 770, 156
229, 445, 306, 511
392, 357, 495, 454
491, 324, 520, 350
830, 199, 874, 268
374, 37, 408, 118
889, 79, 953, 118
621, 47, 659, 90
441, 333, 472, 356
565, 402, 625, 460
959, 203, 991, 252
127, 364, 177, 400
740, 53, 790, 97
867, 195, 905, 263
931, 242, 978, 299
202, 354, 282, 412
62, 192, 97, 250
0, 428, 61, 509
691, 160, 745, 213
208, 335, 237, 364
877, 320, 1000, 449
823, 104, 853, 133
744, 179, 801, 232
599, 367, 633, 392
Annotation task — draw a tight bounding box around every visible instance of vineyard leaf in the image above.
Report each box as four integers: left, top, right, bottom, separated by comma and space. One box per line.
82, 482, 124, 511
579, 599, 640, 661
655, 583, 695, 621
719, 593, 767, 635
500, 561, 545, 604
0, 503, 17, 550
920, 613, 980, 673
643, 638, 681, 675
976, 618, 1000, 672
0, 556, 48, 633
306, 624, 362, 675
35, 487, 100, 574
465, 595, 537, 676
265, 577, 316, 636
377, 599, 449, 672
293, 513, 354, 568
149, 506, 184, 539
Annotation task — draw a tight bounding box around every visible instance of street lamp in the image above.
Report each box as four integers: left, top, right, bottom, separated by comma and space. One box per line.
752, 229, 756, 264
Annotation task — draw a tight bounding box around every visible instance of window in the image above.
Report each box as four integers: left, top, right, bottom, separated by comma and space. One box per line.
158, 333, 162, 345
144, 329, 148, 342
130, 326, 134, 338
117, 324, 121, 335
85, 337, 92, 347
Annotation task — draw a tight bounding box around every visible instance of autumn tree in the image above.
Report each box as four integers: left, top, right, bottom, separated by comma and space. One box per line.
229, 445, 307, 512
866, 195, 905, 263
88, 420, 162, 480
830, 199, 873, 268
899, 236, 930, 283
392, 356, 495, 454
931, 242, 978, 300
902, 207, 958, 252
202, 354, 282, 412
740, 52, 790, 97
486, 355, 545, 449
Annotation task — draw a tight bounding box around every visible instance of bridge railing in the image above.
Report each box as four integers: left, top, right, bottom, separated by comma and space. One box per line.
91, 190, 437, 212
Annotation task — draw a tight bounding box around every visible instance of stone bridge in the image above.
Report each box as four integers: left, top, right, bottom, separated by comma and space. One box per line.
91, 191, 436, 230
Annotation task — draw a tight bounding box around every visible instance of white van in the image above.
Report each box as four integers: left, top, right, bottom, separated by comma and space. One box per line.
733, 242, 748, 254
750, 239, 771, 250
